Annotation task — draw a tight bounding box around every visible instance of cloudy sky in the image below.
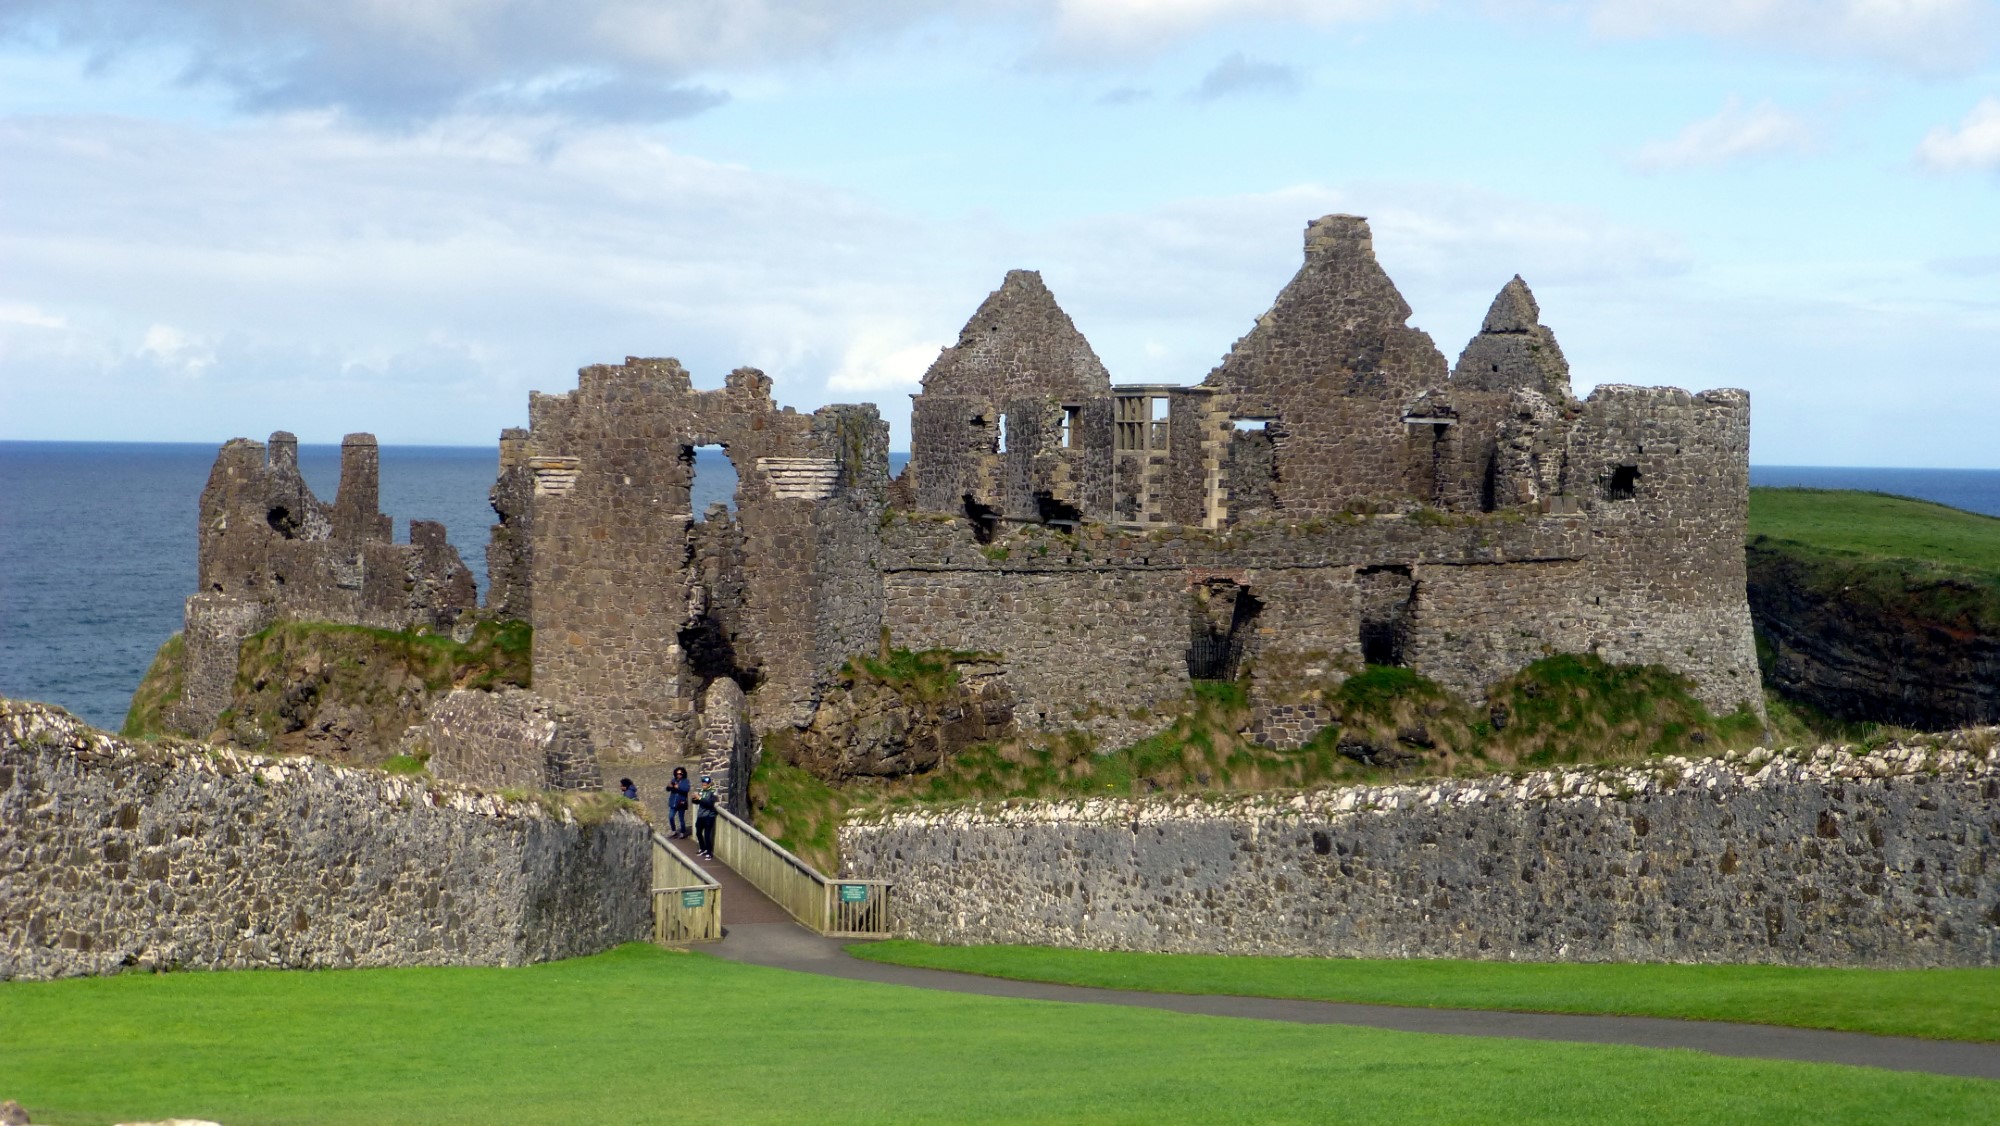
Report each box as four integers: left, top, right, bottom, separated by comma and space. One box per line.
0, 1, 1995, 464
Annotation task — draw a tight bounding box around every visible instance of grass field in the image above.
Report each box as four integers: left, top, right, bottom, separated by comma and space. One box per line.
3, 945, 1995, 1125
1748, 487, 2000, 568
853, 942, 2000, 1044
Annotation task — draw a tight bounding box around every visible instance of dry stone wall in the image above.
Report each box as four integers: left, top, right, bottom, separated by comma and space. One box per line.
844, 742, 2000, 967
1, 700, 649, 981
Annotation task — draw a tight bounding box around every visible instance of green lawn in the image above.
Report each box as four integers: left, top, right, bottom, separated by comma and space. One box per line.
852, 942, 2000, 1044
3, 945, 1994, 1125
1749, 487, 2000, 568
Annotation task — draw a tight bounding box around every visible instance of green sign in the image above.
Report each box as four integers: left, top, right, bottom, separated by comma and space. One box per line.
681, 889, 707, 908
838, 884, 869, 904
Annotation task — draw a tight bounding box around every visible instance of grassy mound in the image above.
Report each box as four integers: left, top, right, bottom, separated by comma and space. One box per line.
225, 618, 531, 764
2, 945, 1992, 1125
120, 632, 185, 740
760, 653, 1765, 869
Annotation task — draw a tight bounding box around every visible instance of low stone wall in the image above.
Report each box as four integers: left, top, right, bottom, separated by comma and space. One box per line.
842, 742, 2000, 967
1, 700, 650, 981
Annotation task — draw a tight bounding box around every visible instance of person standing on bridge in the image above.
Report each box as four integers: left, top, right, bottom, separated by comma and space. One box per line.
667, 767, 691, 839
694, 774, 720, 860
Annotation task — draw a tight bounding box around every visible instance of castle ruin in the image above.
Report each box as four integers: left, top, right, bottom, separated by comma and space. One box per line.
167, 215, 1762, 802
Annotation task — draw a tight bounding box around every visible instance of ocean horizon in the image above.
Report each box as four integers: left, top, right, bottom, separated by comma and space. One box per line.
4, 438, 1997, 732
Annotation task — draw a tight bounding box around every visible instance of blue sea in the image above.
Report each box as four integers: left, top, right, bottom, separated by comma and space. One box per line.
0, 443, 1990, 732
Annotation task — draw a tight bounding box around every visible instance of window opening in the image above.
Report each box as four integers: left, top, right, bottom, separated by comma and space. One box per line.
1035, 492, 1082, 526
683, 444, 738, 521
1115, 396, 1149, 451
1187, 580, 1262, 681
1061, 405, 1081, 449
1356, 565, 1416, 667
1605, 464, 1640, 501
1231, 418, 1270, 431
1150, 397, 1171, 451
266, 505, 301, 539
963, 494, 1001, 544
997, 413, 1010, 454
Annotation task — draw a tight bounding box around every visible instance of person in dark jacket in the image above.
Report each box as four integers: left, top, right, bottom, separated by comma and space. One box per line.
667, 767, 692, 839
693, 775, 720, 860
619, 778, 638, 801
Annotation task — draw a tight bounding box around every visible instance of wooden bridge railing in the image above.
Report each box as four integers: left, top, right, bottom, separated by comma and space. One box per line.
713, 807, 894, 937
651, 830, 722, 944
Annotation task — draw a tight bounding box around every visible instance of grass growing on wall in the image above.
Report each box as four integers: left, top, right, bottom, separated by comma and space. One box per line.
120, 632, 184, 739
825, 653, 1768, 815
2, 944, 1994, 1126
746, 752, 845, 872
852, 942, 2000, 1044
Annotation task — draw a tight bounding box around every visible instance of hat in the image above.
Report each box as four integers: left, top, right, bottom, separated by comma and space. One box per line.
700, 775, 712, 783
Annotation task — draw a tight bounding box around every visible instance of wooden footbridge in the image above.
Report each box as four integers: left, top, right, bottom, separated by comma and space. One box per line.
649, 807, 893, 944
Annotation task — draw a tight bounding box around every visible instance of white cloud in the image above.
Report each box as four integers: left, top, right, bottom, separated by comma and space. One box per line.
0, 302, 65, 329
1050, 0, 1427, 50
1917, 96, 2000, 171
1581, 0, 1996, 74
828, 324, 947, 392
138, 323, 216, 376
1632, 97, 1815, 170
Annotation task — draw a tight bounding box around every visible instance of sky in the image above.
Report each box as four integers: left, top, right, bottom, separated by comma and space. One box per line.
0, 1, 1995, 464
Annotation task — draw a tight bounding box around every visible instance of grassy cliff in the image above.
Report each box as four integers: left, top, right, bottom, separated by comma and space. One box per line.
1747, 488, 2000, 728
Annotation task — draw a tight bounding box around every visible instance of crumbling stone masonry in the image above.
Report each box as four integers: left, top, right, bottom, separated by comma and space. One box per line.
162, 212, 1760, 795
842, 743, 2000, 967
0, 700, 649, 980
167, 432, 477, 737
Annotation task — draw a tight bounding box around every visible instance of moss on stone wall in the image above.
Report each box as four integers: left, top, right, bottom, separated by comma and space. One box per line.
121, 632, 185, 740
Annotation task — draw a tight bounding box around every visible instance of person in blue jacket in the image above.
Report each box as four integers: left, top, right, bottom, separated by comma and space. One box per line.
666, 766, 692, 839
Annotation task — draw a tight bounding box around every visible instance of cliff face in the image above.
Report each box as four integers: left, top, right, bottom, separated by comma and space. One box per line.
1748, 538, 2000, 729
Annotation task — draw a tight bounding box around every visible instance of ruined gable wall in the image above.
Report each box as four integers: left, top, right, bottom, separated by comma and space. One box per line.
906, 270, 1115, 523
1192, 215, 1449, 517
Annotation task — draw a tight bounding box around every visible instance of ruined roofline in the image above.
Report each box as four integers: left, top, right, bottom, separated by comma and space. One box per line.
1584, 383, 1750, 405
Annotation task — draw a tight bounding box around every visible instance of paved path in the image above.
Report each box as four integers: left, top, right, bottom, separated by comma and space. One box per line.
662, 832, 793, 925
702, 921, 2000, 1081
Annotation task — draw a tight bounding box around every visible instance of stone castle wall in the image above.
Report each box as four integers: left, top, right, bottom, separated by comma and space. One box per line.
843, 743, 2000, 967
878, 502, 1758, 746
520, 360, 887, 763
167, 431, 479, 738
1, 701, 649, 981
